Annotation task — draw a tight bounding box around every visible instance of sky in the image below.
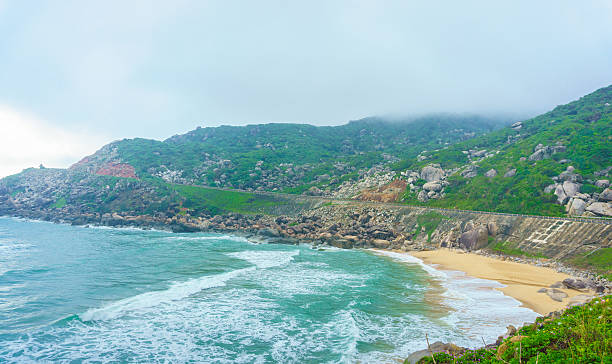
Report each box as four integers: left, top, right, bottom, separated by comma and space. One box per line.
1, 1, 612, 177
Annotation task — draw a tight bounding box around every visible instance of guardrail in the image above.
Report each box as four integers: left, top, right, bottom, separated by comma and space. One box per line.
182, 183, 612, 225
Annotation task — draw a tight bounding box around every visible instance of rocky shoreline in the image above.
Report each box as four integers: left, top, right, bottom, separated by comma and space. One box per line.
3, 200, 610, 289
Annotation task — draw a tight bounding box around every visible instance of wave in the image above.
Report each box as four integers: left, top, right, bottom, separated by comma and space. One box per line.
163, 234, 252, 243
79, 267, 255, 321
227, 250, 300, 269
370, 250, 447, 279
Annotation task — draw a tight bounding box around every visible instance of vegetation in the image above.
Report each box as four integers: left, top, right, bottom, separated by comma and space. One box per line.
401, 85, 612, 216
414, 296, 611, 363
166, 184, 283, 216
488, 240, 548, 259
569, 248, 612, 281
86, 115, 503, 192
414, 212, 449, 241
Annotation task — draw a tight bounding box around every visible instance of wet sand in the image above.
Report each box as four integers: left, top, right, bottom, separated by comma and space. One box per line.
409, 249, 593, 315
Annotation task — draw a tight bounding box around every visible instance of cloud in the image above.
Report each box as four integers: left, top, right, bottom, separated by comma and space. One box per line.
0, 105, 109, 178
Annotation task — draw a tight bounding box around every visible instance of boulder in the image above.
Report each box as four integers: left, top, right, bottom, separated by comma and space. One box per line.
420, 165, 444, 182
458, 227, 489, 251
485, 169, 498, 178
585, 202, 612, 217
487, 221, 498, 236
600, 188, 612, 201
568, 198, 586, 216
417, 190, 429, 202
405, 342, 465, 364
562, 278, 587, 291
554, 184, 568, 204
372, 239, 390, 248
461, 165, 478, 178
562, 181, 580, 198
422, 182, 443, 192
544, 184, 557, 194
567, 294, 592, 307
529, 146, 550, 161
503, 169, 517, 178
595, 180, 610, 188
546, 289, 568, 302
559, 170, 582, 183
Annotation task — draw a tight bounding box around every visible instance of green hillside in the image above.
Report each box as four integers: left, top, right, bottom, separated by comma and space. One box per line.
399, 85, 612, 216
74, 115, 504, 192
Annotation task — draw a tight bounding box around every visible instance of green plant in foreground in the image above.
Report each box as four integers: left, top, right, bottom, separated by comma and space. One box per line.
414, 295, 611, 363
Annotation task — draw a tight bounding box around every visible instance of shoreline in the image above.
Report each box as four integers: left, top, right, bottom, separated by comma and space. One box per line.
407, 249, 594, 315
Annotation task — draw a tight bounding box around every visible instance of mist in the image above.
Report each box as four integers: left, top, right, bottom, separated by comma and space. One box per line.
0, 1, 611, 139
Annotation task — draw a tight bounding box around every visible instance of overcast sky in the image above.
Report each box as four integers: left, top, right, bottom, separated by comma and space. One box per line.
1, 0, 612, 177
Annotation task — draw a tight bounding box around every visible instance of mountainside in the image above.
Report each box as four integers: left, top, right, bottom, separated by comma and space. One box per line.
0, 86, 610, 221
397, 85, 612, 217
69, 114, 503, 194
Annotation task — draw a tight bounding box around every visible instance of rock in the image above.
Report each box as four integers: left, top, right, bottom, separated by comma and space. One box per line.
461, 165, 478, 178
544, 184, 557, 194
529, 147, 549, 161
537, 288, 548, 293
554, 184, 568, 204
568, 198, 586, 216
559, 170, 582, 183
595, 180, 609, 188
305, 186, 323, 196
485, 169, 497, 178
458, 227, 488, 251
487, 221, 498, 236
567, 294, 592, 307
422, 182, 442, 192
503, 169, 516, 178
405, 342, 465, 364
562, 181, 580, 198
550, 281, 563, 288
420, 165, 444, 182
417, 190, 429, 202
562, 278, 587, 291
511, 121, 522, 130
372, 239, 390, 248
546, 289, 568, 302
585, 202, 612, 217
600, 188, 612, 201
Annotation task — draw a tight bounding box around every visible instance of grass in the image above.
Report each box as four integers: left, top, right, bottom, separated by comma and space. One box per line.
50, 197, 67, 209
488, 240, 549, 259
569, 248, 612, 281
414, 212, 449, 242
413, 295, 611, 363
168, 184, 283, 215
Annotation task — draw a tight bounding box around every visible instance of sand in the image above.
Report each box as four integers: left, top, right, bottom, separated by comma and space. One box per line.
408, 249, 593, 315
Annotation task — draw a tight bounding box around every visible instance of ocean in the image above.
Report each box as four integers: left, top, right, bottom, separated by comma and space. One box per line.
0, 217, 538, 363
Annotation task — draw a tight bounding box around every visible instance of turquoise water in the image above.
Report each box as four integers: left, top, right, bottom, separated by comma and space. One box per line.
0, 217, 537, 363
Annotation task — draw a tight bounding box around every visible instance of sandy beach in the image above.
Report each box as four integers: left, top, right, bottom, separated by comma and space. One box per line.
409, 249, 593, 315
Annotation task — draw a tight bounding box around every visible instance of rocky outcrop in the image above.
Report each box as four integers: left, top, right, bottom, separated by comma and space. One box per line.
528, 143, 566, 161
585, 202, 612, 217
485, 169, 497, 178
460, 165, 478, 178
420, 165, 444, 182
503, 168, 516, 178
458, 225, 489, 251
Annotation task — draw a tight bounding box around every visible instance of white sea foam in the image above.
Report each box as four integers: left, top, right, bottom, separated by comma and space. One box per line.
227, 250, 299, 269
372, 249, 539, 347
79, 267, 255, 321
371, 250, 447, 279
